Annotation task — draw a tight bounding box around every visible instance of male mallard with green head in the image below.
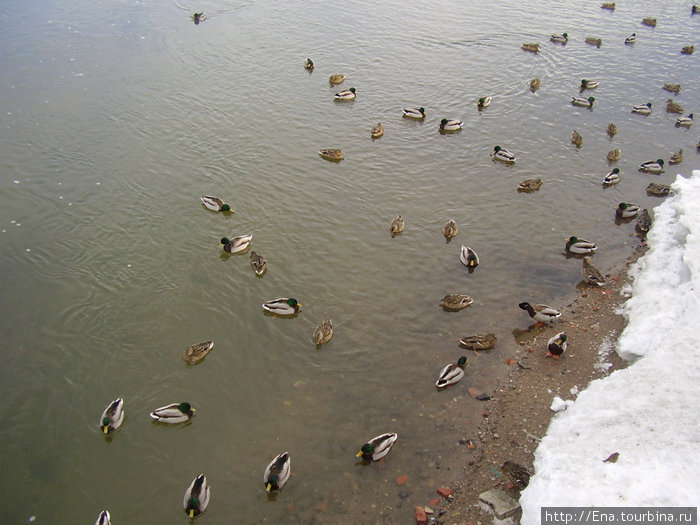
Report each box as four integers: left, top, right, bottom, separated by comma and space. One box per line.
183, 474, 210, 518
150, 402, 195, 424
100, 398, 124, 434
264, 452, 291, 492
357, 433, 398, 462
436, 356, 468, 388
262, 298, 301, 316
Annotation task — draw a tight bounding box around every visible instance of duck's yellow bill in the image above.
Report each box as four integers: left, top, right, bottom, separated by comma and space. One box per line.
266, 483, 272, 492
189, 509, 194, 518
355, 451, 363, 457
103, 426, 109, 434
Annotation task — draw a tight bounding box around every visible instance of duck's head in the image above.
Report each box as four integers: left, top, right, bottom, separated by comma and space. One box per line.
457, 356, 468, 367
186, 497, 200, 517
618, 202, 629, 210
518, 302, 532, 311
646, 102, 652, 108
441, 119, 449, 125
266, 474, 279, 492
220, 237, 230, 245
562, 33, 568, 38
478, 97, 486, 104
467, 253, 478, 267
612, 168, 620, 174
418, 107, 425, 113
220, 203, 232, 212
688, 114, 694, 119
101, 417, 111, 433
349, 87, 356, 93
657, 159, 664, 165
494, 145, 502, 152
568, 236, 580, 243
179, 402, 194, 415
581, 79, 588, 86
588, 97, 595, 103
287, 298, 300, 309
556, 333, 568, 344
356, 443, 374, 457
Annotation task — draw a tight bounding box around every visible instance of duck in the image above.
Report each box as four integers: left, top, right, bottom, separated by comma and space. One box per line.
436, 356, 469, 388
262, 298, 301, 316
521, 42, 540, 53
371, 122, 384, 139
183, 474, 210, 518
666, 99, 684, 114
221, 234, 252, 253
356, 432, 398, 462
582, 256, 605, 286
642, 17, 657, 27
313, 319, 333, 345
519, 302, 561, 325
625, 33, 636, 44
334, 87, 356, 100
669, 149, 683, 165
249, 251, 267, 276
459, 333, 497, 351
150, 402, 195, 424
646, 182, 670, 196
571, 96, 595, 108
632, 102, 652, 115
319, 148, 343, 161
663, 83, 681, 93
100, 398, 124, 434
529, 78, 541, 91
675, 114, 693, 127
193, 12, 205, 24
636, 209, 652, 234
328, 74, 345, 85
517, 178, 542, 192
566, 236, 597, 255
639, 159, 665, 173
681, 45, 694, 55
402, 107, 426, 119
585, 36, 602, 47
201, 195, 233, 212
601, 2, 615, 10
477, 96, 492, 109
550, 32, 568, 44
304, 58, 314, 71
439, 118, 463, 132
616, 202, 640, 219
459, 245, 479, 269
606, 122, 618, 137
492, 145, 516, 163
94, 511, 111, 525
580, 79, 599, 89
182, 341, 213, 364
389, 215, 405, 236
603, 168, 621, 185
607, 148, 621, 162
442, 218, 458, 239
547, 332, 568, 358
264, 452, 291, 492
440, 294, 474, 311
571, 130, 583, 147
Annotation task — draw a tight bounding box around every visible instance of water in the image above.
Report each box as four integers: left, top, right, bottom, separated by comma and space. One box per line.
0, 0, 697, 522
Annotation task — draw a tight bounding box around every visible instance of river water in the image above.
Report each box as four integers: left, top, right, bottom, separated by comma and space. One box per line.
0, 0, 697, 523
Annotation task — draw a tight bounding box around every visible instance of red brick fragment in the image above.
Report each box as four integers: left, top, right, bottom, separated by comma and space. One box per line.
437, 487, 454, 498
414, 506, 427, 524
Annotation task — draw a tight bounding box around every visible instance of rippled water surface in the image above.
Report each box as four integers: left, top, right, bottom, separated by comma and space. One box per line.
1, 0, 697, 523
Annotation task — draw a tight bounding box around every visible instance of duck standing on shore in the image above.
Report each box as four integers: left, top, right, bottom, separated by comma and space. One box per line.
519, 302, 561, 326
547, 332, 568, 358
582, 256, 605, 286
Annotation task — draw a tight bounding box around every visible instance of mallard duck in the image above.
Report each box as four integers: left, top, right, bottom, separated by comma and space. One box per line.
492, 145, 516, 163
636, 209, 652, 234
663, 83, 681, 93
221, 234, 252, 253
642, 17, 657, 27
436, 356, 468, 388
668, 149, 683, 165
182, 341, 213, 364
625, 33, 636, 44
681, 45, 694, 55
201, 195, 233, 212
547, 332, 567, 358
193, 12, 205, 24
566, 236, 597, 255
675, 114, 693, 127
571, 130, 583, 147
585, 36, 602, 47
356, 432, 398, 462
389, 215, 404, 236
632, 102, 652, 115
459, 245, 479, 268
440, 293, 474, 311
264, 452, 291, 492
639, 159, 665, 173
100, 398, 124, 434
150, 402, 195, 424
666, 99, 684, 114
571, 96, 595, 108
371, 122, 384, 139
616, 202, 640, 219
580, 79, 599, 89
439, 118, 463, 132
582, 256, 605, 286
521, 42, 540, 53
250, 251, 267, 276
402, 107, 426, 119
262, 298, 301, 316
94, 511, 111, 525
550, 32, 568, 44
329, 74, 345, 85
646, 182, 670, 196
313, 319, 333, 345
518, 178, 542, 192
459, 333, 497, 351
601, 2, 615, 10
519, 302, 561, 325
477, 96, 492, 109
334, 87, 356, 100
183, 474, 210, 518
607, 148, 621, 162
603, 168, 621, 185
304, 58, 314, 71
530, 78, 541, 91
501, 461, 532, 488
319, 148, 343, 161
606, 122, 618, 137
442, 219, 458, 239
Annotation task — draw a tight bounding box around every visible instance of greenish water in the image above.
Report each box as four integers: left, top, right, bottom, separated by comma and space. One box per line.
0, 0, 697, 523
